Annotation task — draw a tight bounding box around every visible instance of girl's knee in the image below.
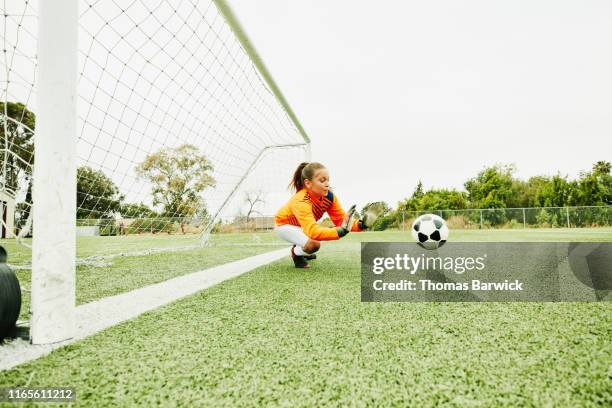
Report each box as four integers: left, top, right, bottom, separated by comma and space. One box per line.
304, 240, 320, 253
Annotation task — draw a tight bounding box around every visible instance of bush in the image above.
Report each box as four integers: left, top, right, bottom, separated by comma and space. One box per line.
571, 207, 611, 227
372, 212, 398, 231
212, 222, 236, 234
399, 217, 415, 232
535, 208, 551, 227
238, 220, 257, 232
503, 219, 521, 229
180, 223, 203, 234
482, 208, 507, 227
446, 215, 474, 229
127, 218, 173, 234
97, 218, 116, 236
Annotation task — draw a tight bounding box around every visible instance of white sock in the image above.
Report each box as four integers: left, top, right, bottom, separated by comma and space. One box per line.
294, 246, 308, 256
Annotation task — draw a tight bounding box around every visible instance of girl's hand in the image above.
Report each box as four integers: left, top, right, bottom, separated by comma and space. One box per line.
342, 205, 357, 230
336, 226, 350, 238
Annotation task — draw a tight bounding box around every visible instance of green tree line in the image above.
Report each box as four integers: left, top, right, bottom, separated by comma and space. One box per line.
363, 161, 611, 230
399, 161, 610, 212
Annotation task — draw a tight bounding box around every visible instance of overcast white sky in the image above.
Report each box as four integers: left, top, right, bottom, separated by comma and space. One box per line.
228, 0, 612, 209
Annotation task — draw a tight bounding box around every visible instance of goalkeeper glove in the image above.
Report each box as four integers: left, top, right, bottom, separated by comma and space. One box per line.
341, 204, 357, 229
336, 204, 357, 238
358, 211, 379, 230
335, 226, 349, 238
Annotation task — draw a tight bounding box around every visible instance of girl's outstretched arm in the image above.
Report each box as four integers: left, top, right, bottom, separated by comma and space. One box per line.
291, 199, 343, 240
327, 193, 363, 232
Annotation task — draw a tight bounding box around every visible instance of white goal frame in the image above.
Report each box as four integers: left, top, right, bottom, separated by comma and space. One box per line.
30, 0, 310, 345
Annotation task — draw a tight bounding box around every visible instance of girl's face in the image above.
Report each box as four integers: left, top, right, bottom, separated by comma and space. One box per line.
304, 168, 330, 197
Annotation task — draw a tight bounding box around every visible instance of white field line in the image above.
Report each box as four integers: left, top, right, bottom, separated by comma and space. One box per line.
0, 247, 290, 371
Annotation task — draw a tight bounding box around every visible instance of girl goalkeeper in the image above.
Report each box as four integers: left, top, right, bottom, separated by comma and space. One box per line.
274, 162, 372, 268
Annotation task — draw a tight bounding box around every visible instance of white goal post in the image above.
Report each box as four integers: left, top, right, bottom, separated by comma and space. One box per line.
30, 0, 78, 345
1, 0, 311, 344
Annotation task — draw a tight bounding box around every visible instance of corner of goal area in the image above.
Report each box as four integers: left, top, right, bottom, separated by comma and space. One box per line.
0, 246, 291, 372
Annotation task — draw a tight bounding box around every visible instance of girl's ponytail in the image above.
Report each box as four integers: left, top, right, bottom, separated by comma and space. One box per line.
290, 162, 309, 191
289, 162, 326, 192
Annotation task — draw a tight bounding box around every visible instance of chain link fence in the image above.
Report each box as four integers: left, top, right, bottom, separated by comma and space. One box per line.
75, 215, 276, 236
73, 206, 611, 236
76, 217, 207, 236
396, 206, 611, 230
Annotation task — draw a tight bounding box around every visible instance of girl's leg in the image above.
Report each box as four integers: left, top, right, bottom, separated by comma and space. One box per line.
275, 224, 319, 252
294, 239, 320, 255
275, 225, 321, 267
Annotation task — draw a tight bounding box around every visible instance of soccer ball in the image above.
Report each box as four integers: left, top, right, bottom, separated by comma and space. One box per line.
411, 214, 449, 250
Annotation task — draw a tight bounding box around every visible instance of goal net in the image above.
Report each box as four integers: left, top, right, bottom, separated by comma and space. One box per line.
1, 0, 309, 343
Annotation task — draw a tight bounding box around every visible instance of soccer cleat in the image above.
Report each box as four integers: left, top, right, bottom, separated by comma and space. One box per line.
291, 246, 310, 268
291, 245, 316, 260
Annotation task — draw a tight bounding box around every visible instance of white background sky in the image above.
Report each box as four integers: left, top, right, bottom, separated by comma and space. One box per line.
228, 0, 612, 209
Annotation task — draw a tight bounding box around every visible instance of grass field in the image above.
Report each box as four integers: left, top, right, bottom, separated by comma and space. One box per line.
1, 233, 289, 321
1, 228, 611, 406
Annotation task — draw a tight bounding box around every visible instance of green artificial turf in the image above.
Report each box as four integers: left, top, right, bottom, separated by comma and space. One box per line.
0, 229, 611, 406
0, 232, 286, 267
2, 232, 286, 321
352, 227, 612, 243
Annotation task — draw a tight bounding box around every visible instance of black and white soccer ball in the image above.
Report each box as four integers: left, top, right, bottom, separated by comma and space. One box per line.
411, 214, 449, 250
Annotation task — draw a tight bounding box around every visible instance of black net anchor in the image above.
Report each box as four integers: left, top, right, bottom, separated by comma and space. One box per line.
0, 246, 21, 342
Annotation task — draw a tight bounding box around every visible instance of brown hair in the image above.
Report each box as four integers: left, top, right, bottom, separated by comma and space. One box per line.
289, 162, 326, 191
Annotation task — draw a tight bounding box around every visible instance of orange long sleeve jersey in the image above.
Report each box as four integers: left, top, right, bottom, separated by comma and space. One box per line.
275, 188, 362, 241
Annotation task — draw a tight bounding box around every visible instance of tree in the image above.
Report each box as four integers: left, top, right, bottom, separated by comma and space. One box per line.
588, 160, 611, 205
1, 102, 36, 229
370, 211, 399, 231
243, 191, 265, 221
399, 186, 467, 212
508, 176, 549, 208
464, 164, 515, 208
417, 190, 468, 211
593, 161, 611, 176
400, 182, 427, 211
413, 180, 424, 200
77, 166, 124, 219
0, 102, 35, 191
534, 175, 578, 207
120, 202, 157, 218
463, 164, 516, 225
136, 144, 215, 233
573, 161, 611, 206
